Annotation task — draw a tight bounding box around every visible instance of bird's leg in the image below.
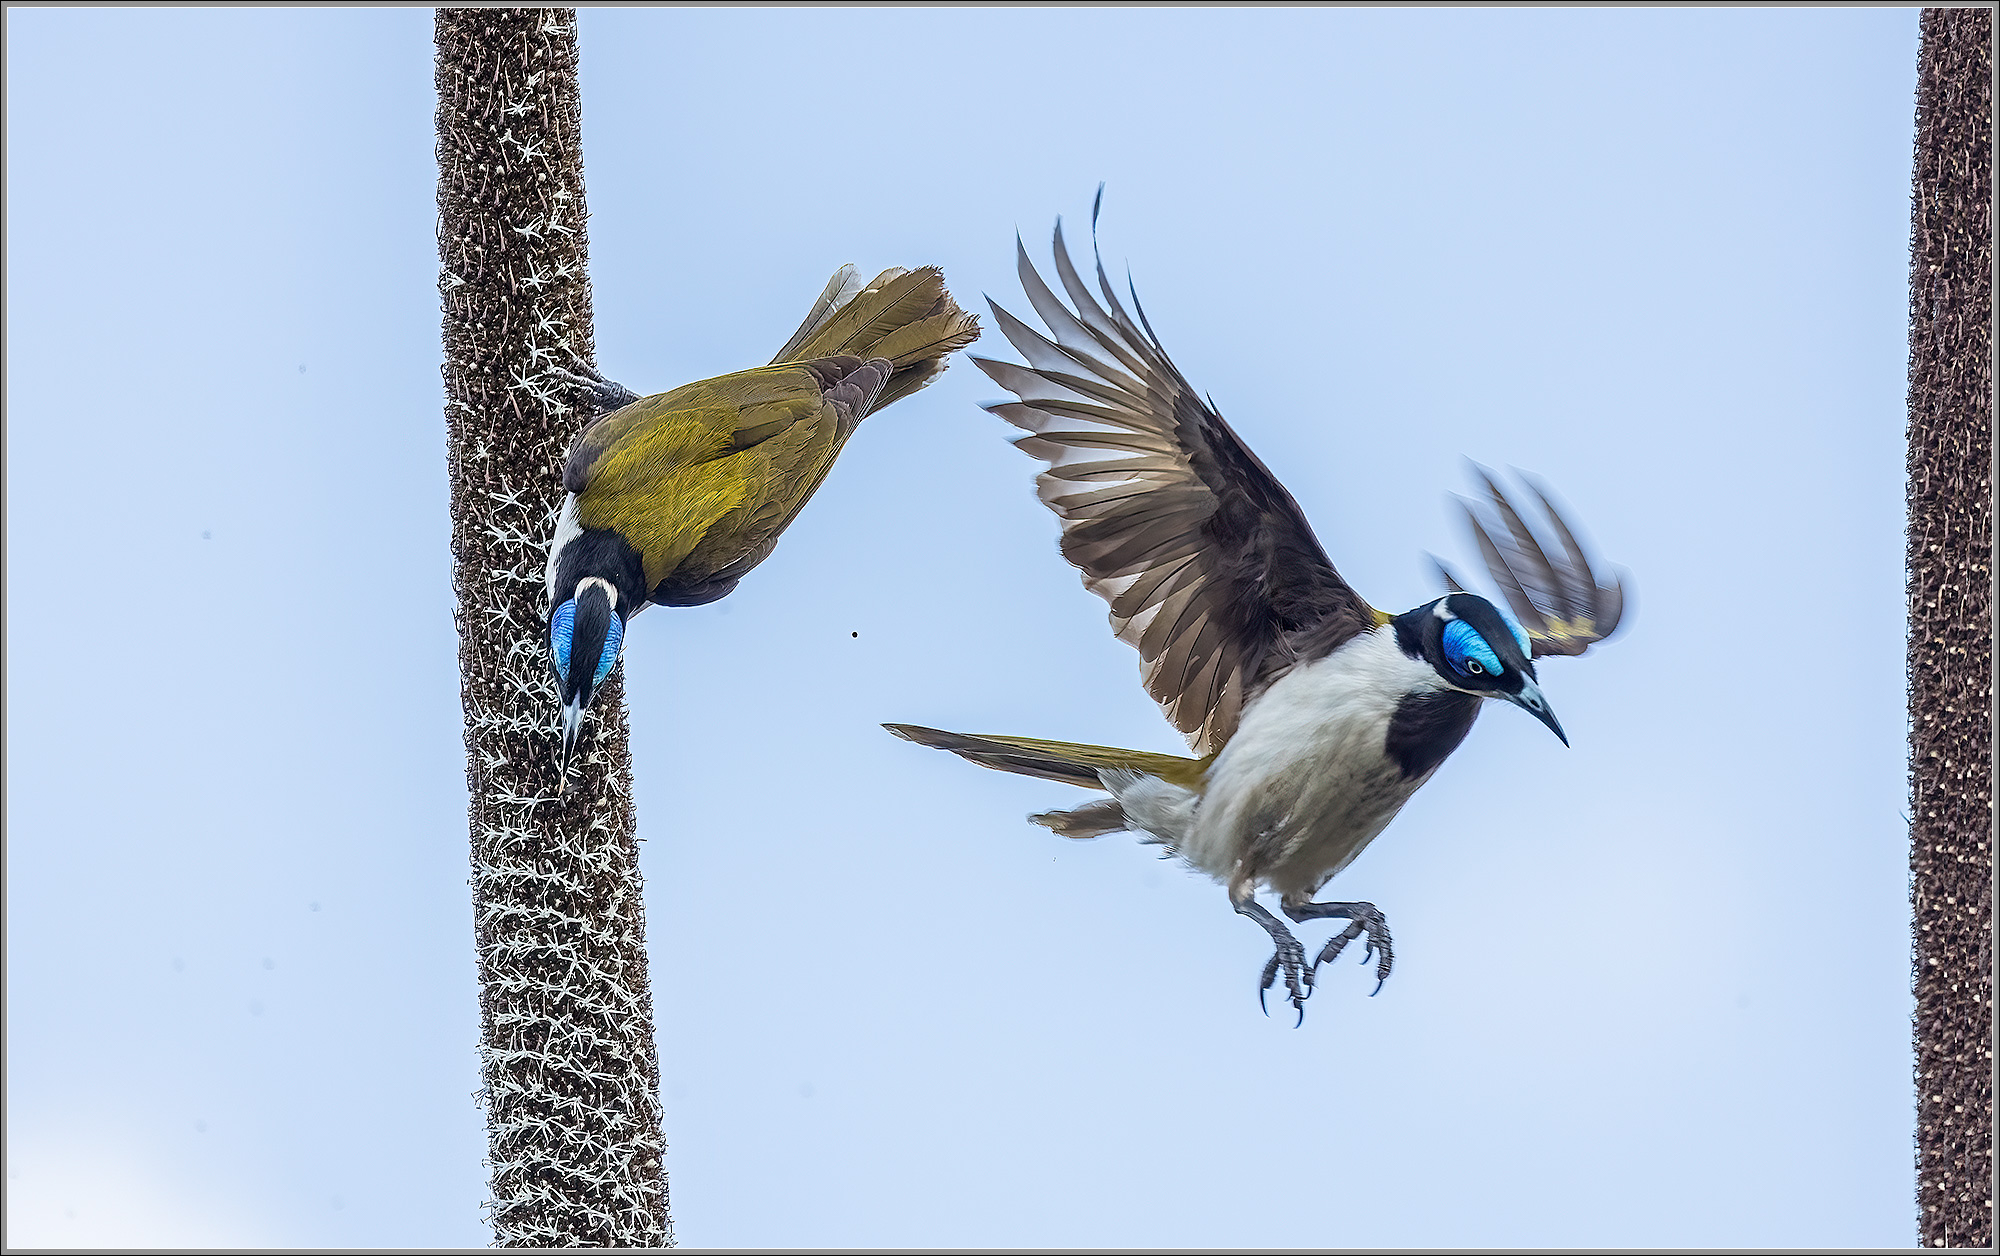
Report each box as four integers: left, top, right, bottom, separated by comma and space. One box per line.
1283, 898, 1395, 996
1234, 889, 1310, 1026
549, 356, 642, 415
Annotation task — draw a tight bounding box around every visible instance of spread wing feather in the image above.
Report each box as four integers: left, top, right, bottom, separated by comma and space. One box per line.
1447, 468, 1626, 658
977, 198, 1378, 755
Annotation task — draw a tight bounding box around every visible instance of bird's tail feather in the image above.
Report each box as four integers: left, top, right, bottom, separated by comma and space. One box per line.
1029, 797, 1129, 839
883, 723, 1207, 789
773, 267, 981, 412
883, 723, 1207, 840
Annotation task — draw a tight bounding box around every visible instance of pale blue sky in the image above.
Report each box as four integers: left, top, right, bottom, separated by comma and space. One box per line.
7, 7, 1918, 1247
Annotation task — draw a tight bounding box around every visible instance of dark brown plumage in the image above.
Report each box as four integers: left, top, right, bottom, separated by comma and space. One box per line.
975, 203, 1380, 757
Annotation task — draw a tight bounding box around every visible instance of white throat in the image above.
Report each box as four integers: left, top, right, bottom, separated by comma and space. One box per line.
544, 494, 583, 602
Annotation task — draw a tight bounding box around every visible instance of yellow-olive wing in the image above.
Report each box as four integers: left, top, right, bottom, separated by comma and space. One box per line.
566, 360, 883, 593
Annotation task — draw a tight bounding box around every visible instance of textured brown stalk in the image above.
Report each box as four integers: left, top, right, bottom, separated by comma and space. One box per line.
436, 9, 671, 1246
1909, 8, 1993, 1250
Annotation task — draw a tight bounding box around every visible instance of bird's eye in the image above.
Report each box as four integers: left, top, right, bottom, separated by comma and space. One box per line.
594, 614, 624, 685
1442, 619, 1502, 680
550, 599, 577, 678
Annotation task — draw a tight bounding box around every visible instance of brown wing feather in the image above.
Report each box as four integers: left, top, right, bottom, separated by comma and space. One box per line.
978, 203, 1378, 755
1457, 468, 1627, 658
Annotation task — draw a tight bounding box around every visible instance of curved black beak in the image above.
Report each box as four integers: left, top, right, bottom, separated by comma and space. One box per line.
1509, 678, 1567, 746
557, 689, 588, 790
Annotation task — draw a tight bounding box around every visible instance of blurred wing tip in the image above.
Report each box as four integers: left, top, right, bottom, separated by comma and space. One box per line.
1595, 567, 1631, 630
1428, 553, 1468, 594
1450, 463, 1629, 653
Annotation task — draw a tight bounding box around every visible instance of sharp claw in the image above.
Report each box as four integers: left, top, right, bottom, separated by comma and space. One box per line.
1370, 977, 1386, 997
1260, 945, 1311, 1022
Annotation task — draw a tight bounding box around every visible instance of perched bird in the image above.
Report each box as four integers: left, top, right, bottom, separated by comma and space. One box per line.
547, 265, 979, 777
886, 203, 1625, 1021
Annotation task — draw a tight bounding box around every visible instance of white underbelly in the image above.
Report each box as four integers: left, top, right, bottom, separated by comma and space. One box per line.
1180, 629, 1447, 898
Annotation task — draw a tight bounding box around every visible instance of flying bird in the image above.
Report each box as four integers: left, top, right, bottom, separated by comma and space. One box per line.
886, 203, 1624, 1022
547, 265, 979, 778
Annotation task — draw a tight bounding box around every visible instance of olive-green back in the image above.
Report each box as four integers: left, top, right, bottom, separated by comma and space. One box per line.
562, 263, 978, 597
568, 367, 845, 592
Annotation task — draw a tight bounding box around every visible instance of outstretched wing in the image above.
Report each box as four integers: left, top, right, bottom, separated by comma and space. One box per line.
1436, 467, 1627, 659
978, 198, 1379, 755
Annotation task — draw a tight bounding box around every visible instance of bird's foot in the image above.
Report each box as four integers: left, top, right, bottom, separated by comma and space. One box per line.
549, 362, 642, 415
1310, 904, 1394, 996
1258, 932, 1311, 1026
1237, 893, 1315, 1025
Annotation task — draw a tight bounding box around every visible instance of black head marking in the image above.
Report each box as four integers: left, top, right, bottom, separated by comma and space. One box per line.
1393, 593, 1537, 696
550, 525, 648, 618
556, 582, 617, 708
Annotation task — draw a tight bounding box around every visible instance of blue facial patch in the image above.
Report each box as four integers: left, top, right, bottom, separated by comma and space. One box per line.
1494, 604, 1532, 657
595, 613, 623, 685
1443, 618, 1503, 679
550, 599, 576, 679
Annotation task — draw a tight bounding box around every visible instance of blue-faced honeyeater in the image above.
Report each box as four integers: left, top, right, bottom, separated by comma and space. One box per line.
547, 265, 979, 776
885, 200, 1626, 1022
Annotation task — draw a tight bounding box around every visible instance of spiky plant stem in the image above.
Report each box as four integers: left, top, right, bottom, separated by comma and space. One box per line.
436, 8, 671, 1245
1907, 8, 1991, 1249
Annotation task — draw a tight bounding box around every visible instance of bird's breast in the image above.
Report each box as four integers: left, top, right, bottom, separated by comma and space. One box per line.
1187, 628, 1471, 896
